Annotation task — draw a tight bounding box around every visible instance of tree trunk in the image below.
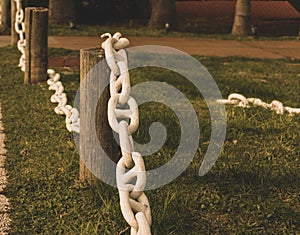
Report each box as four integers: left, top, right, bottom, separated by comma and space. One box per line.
49, 0, 76, 25
232, 0, 251, 36
148, 0, 177, 30
1, 0, 10, 30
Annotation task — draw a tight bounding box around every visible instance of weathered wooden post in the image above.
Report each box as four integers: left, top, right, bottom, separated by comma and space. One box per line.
24, 7, 48, 84
80, 48, 121, 184
1, 0, 10, 30
10, 0, 18, 46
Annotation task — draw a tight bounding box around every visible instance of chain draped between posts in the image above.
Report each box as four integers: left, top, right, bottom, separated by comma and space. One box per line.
14, 0, 80, 133
13, 0, 299, 232
217, 93, 300, 115
15, 0, 151, 229
13, 1, 151, 232
102, 32, 152, 235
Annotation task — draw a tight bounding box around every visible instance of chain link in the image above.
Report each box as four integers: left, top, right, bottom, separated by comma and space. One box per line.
217, 93, 300, 115
0, 4, 2, 26
13, 2, 80, 133
47, 69, 80, 133
102, 32, 152, 235
14, 0, 26, 72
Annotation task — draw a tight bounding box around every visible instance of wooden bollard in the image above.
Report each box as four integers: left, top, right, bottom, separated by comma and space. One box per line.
24, 7, 48, 84
80, 48, 121, 184
10, 0, 18, 46
1, 0, 10, 30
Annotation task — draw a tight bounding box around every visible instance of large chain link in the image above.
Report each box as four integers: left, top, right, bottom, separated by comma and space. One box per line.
217, 93, 300, 115
14, 0, 26, 72
102, 32, 152, 235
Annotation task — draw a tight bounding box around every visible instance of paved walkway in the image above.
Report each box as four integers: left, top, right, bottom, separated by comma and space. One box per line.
0, 102, 10, 235
1, 35, 300, 59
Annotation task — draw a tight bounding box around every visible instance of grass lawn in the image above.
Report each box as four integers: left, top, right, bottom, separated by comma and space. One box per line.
47, 24, 300, 41
1, 23, 299, 40
0, 46, 299, 234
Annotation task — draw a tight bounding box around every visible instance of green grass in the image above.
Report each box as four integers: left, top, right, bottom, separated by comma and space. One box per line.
47, 24, 300, 41
48, 23, 239, 39
1, 23, 298, 40
0, 47, 299, 234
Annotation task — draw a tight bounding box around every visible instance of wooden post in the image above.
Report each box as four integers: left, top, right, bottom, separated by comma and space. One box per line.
1, 0, 10, 30
24, 7, 48, 84
10, 0, 18, 46
80, 48, 121, 184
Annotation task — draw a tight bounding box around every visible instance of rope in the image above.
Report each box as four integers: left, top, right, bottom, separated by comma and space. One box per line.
14, 0, 80, 133
217, 93, 300, 115
102, 32, 152, 235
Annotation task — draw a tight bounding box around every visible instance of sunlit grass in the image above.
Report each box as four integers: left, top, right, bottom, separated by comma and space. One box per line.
0, 47, 299, 234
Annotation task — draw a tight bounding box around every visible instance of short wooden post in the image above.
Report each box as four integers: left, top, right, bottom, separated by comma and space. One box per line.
1, 0, 10, 30
80, 48, 121, 184
24, 7, 48, 84
10, 0, 18, 46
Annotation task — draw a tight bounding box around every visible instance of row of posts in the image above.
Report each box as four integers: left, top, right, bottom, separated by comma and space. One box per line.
0, 0, 49, 46
9, 4, 120, 182
0, 0, 26, 46
0, 0, 47, 84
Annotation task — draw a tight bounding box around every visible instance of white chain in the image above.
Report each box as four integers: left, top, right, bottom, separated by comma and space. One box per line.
0, 4, 2, 25
102, 32, 152, 235
13, 1, 80, 133
217, 93, 300, 115
47, 69, 80, 133
14, 0, 26, 72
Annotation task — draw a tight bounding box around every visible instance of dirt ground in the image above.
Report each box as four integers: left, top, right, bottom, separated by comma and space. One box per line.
49, 36, 300, 59
1, 35, 300, 66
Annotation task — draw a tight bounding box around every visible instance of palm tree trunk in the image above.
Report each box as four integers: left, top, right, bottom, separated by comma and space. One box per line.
49, 0, 76, 25
148, 0, 177, 30
232, 0, 251, 36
